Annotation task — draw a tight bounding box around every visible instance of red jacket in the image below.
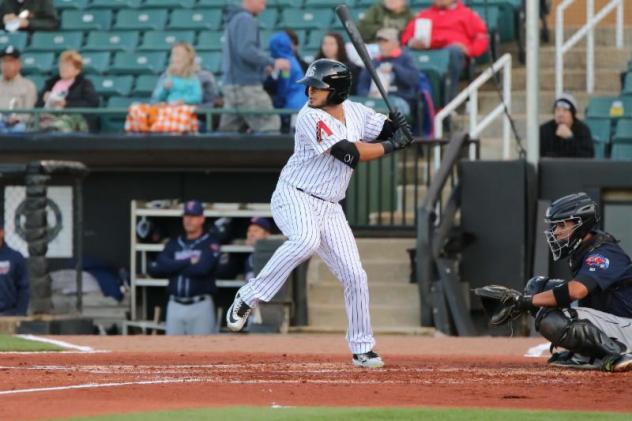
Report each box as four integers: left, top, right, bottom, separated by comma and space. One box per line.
401, 0, 489, 58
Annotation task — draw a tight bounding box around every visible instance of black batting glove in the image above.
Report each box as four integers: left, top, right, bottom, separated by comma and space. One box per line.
382, 128, 412, 154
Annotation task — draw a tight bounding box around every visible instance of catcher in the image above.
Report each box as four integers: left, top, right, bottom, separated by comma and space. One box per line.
475, 192, 632, 372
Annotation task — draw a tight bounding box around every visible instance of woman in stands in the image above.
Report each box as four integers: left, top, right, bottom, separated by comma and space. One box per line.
316, 32, 360, 95
36, 50, 99, 132
151, 42, 202, 106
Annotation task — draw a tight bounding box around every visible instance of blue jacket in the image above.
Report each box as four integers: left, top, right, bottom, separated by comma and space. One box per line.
267, 32, 307, 110
151, 75, 202, 105
0, 243, 28, 315
222, 5, 274, 85
357, 49, 420, 102
149, 232, 221, 297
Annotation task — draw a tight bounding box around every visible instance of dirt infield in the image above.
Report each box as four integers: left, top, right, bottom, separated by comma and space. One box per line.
0, 335, 630, 420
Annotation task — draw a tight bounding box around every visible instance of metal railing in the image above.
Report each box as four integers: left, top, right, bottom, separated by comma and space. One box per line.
433, 53, 513, 170
555, 0, 624, 96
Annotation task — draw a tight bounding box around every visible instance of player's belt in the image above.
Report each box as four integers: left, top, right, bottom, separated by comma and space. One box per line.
171, 294, 209, 305
296, 187, 329, 203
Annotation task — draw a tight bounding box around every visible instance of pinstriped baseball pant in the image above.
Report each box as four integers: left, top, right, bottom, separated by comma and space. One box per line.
239, 181, 375, 354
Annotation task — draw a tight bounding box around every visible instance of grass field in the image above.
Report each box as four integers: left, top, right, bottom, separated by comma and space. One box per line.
67, 407, 632, 421
0, 335, 63, 352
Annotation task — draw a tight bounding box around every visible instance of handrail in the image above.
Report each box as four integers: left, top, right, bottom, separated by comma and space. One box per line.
433, 53, 512, 171
556, 0, 624, 96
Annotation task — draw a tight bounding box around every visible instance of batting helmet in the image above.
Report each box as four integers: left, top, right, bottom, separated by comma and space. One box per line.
297, 59, 351, 105
544, 192, 599, 261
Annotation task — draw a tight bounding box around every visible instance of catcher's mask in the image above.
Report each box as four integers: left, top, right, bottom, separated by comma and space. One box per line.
544, 192, 599, 261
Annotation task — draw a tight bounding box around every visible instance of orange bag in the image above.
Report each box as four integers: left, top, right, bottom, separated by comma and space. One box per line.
125, 104, 198, 134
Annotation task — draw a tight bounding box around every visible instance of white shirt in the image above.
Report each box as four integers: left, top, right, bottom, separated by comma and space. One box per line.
279, 100, 387, 203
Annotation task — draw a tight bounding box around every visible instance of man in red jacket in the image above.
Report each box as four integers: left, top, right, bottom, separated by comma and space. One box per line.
401, 0, 489, 103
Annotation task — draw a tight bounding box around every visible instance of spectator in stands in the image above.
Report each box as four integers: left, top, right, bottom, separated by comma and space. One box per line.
358, 0, 415, 43
540, 93, 594, 158
219, 0, 290, 133
1, 0, 59, 31
36, 50, 99, 132
148, 200, 221, 335
0, 224, 29, 316
357, 28, 418, 117
267, 32, 307, 118
0, 46, 36, 134
316, 32, 360, 95
285, 29, 309, 73
401, 0, 489, 102
151, 43, 202, 106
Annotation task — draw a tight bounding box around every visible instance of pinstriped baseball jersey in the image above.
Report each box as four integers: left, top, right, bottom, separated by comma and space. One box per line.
279, 100, 387, 202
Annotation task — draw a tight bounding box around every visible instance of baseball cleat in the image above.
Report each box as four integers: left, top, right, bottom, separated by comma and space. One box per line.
226, 292, 252, 332
352, 350, 384, 368
548, 351, 600, 370
603, 353, 632, 373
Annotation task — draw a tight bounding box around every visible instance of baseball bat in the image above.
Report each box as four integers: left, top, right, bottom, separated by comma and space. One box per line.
335, 4, 413, 142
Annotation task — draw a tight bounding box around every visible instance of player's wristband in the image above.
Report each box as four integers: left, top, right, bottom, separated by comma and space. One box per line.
381, 141, 394, 155
552, 283, 572, 307
518, 294, 534, 311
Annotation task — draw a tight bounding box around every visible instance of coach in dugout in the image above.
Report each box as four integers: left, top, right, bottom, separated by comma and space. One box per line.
149, 201, 221, 335
0, 223, 28, 316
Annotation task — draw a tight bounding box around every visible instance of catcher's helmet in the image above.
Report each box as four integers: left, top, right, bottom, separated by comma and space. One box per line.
297, 59, 351, 105
544, 192, 599, 261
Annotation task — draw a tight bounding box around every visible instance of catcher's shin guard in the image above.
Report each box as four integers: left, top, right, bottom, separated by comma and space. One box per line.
536, 309, 626, 359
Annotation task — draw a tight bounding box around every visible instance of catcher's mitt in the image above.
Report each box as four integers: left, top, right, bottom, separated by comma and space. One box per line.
473, 285, 526, 326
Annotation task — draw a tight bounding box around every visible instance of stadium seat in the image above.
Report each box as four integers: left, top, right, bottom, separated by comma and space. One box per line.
168, 9, 223, 30
79, 52, 111, 74
356, 0, 377, 5
196, 31, 226, 51
261, 29, 306, 50
114, 9, 168, 31
585, 97, 632, 120
111, 52, 167, 75
271, 0, 304, 7
53, 0, 89, 9
622, 73, 632, 97
348, 96, 390, 113
611, 118, 632, 160
27, 31, 83, 52
107, 96, 142, 108
196, 51, 222, 74
470, 5, 500, 36
144, 0, 195, 8
84, 31, 140, 51
197, 0, 230, 6
330, 8, 367, 29
305, 29, 327, 50
258, 9, 279, 30
21, 52, 55, 75
28, 74, 46, 93
0, 32, 27, 51
279, 9, 334, 30
409, 49, 451, 106
91, 0, 141, 8
300, 48, 318, 63
134, 74, 159, 97
61, 10, 112, 31
310, 0, 355, 7
138, 31, 196, 51
585, 118, 611, 159
92, 75, 135, 97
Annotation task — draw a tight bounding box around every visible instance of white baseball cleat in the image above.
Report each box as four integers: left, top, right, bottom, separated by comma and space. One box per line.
226, 291, 252, 332
352, 350, 384, 368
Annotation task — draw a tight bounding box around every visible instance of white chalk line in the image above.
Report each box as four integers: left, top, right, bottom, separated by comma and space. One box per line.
13, 335, 100, 353
524, 342, 551, 358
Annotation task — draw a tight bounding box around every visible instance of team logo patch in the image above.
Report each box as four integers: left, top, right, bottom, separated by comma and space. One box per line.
585, 254, 610, 271
316, 120, 333, 143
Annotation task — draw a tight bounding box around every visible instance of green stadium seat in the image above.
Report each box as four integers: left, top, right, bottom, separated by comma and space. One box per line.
258, 9, 279, 30
331, 8, 367, 29
61, 10, 112, 30
92, 75, 135, 97
111, 51, 167, 74
114, 9, 168, 30
107, 96, 143, 108
622, 73, 632, 97
470, 5, 500, 35
348, 96, 390, 113
168, 9, 222, 30
0, 32, 27, 51
84, 31, 140, 51
585, 97, 632, 120
144, 0, 195, 8
279, 9, 334, 30
27, 31, 83, 52
611, 119, 632, 160
467, 0, 520, 42
261, 29, 306, 50
300, 48, 318, 63
196, 31, 225, 51
196, 51, 222, 74
197, 0, 230, 6
409, 49, 451, 106
91, 0, 141, 8
53, 0, 89, 9
27, 74, 46, 93
271, 0, 303, 7
138, 31, 196, 51
356, 0, 377, 5
79, 52, 111, 74
585, 118, 611, 159
134, 74, 159, 97
309, 0, 355, 7
21, 52, 55, 75
305, 29, 327, 50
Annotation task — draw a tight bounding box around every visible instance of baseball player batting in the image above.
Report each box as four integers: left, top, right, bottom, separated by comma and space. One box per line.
226, 58, 412, 368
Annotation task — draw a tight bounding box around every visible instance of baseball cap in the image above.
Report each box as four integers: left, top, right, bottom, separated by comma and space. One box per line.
250, 217, 272, 232
183, 200, 204, 216
554, 93, 577, 115
0, 45, 20, 59
376, 28, 399, 43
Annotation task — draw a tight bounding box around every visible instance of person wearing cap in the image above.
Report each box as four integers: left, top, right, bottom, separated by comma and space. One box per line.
148, 200, 222, 335
357, 28, 419, 117
358, 0, 415, 43
540, 93, 594, 158
1, 0, 59, 32
0, 224, 29, 316
0, 46, 36, 134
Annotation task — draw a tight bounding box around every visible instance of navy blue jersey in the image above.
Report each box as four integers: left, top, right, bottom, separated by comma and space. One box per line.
0, 243, 28, 315
574, 241, 632, 318
149, 233, 221, 297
